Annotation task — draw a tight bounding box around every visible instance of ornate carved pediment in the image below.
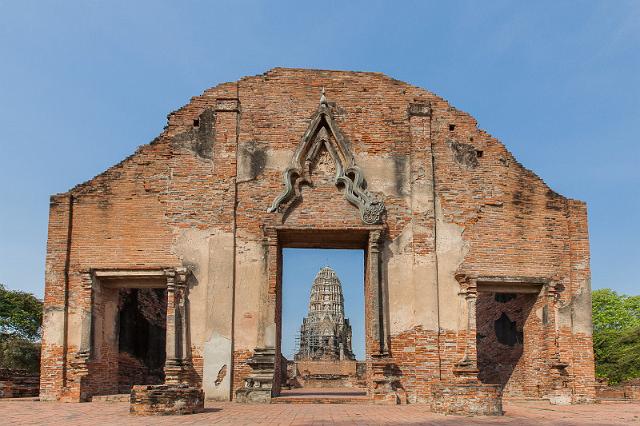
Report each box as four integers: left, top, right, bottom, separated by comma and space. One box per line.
267, 89, 385, 224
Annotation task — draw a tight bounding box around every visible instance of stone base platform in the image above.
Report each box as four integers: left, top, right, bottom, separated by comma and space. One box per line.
235, 386, 272, 404
430, 382, 503, 416
129, 384, 204, 415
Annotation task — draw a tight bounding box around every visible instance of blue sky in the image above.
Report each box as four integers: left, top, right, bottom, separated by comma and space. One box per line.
0, 0, 638, 308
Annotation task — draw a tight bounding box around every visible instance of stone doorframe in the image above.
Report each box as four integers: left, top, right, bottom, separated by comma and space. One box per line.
453, 274, 570, 397
236, 225, 390, 402
71, 267, 193, 400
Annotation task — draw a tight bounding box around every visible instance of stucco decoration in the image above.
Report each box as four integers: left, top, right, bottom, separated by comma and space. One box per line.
267, 89, 385, 224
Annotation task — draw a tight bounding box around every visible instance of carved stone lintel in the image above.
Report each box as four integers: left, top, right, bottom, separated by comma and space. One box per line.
267, 89, 385, 224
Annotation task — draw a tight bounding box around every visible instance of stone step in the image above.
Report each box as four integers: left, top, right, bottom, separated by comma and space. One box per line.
271, 396, 371, 404
272, 389, 370, 405
91, 394, 130, 402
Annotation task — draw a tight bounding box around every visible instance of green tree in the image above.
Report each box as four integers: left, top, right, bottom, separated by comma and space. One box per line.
592, 288, 640, 333
0, 284, 43, 373
0, 283, 43, 341
592, 288, 640, 385
0, 336, 40, 372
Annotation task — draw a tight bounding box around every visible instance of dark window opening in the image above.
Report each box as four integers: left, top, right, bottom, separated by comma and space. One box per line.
495, 293, 515, 303
193, 118, 200, 127
449, 124, 455, 131
476, 150, 484, 158
494, 312, 522, 346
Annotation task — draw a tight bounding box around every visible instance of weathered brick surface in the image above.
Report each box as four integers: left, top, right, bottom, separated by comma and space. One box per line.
232, 350, 253, 396
41, 68, 595, 412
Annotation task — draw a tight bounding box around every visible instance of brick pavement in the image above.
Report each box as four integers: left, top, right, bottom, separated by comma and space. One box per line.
0, 400, 638, 425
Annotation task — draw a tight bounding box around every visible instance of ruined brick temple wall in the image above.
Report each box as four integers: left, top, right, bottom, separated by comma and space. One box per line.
41, 68, 595, 404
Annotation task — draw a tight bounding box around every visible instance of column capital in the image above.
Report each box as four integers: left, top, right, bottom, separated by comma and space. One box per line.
262, 226, 279, 246
369, 229, 383, 242
164, 268, 190, 291
455, 274, 477, 298
175, 267, 189, 288
79, 271, 94, 291
546, 280, 563, 300
368, 229, 384, 254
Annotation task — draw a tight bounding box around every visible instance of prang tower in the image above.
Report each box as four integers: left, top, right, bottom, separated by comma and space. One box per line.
295, 267, 355, 361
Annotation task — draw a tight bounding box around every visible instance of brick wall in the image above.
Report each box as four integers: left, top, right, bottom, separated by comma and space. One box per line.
41, 68, 595, 406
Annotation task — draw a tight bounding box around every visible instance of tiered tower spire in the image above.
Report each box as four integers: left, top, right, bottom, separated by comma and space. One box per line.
295, 267, 355, 361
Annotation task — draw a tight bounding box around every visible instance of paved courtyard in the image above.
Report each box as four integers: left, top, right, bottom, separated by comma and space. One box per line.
0, 399, 639, 425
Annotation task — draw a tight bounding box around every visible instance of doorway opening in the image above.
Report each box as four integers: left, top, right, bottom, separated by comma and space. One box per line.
116, 288, 167, 393
476, 290, 539, 397
90, 279, 168, 397
279, 247, 367, 399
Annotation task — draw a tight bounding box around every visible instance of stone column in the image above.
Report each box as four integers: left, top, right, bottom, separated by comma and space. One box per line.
257, 228, 278, 349
545, 282, 571, 404
165, 269, 177, 376
177, 268, 191, 372
164, 268, 191, 384
77, 271, 94, 359
464, 279, 478, 374
454, 278, 478, 378
368, 229, 401, 403
368, 229, 388, 356
69, 271, 93, 401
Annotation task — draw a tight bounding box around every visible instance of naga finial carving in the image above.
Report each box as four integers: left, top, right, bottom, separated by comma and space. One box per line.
320, 87, 327, 106
267, 89, 385, 225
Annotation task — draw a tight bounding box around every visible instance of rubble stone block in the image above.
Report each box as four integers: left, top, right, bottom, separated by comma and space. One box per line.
129, 384, 204, 415
430, 382, 503, 416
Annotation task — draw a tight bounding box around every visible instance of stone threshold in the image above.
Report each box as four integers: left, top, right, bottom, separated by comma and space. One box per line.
91, 394, 130, 403
272, 388, 369, 404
